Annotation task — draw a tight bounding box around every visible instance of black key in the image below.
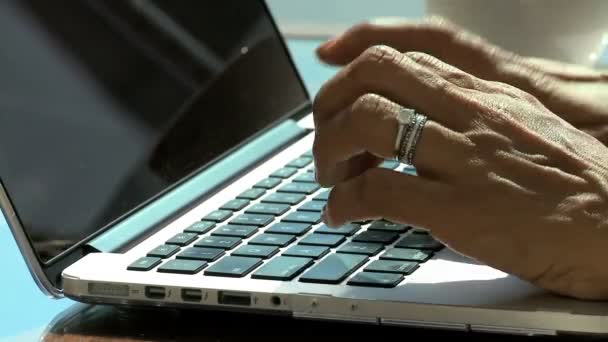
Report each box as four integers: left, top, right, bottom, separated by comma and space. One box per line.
177, 247, 225, 262
249, 233, 295, 247
232, 245, 279, 259
265, 222, 311, 236
364, 260, 419, 274
252, 256, 313, 281
147, 244, 180, 259
298, 201, 325, 212
293, 172, 316, 183
287, 157, 312, 168
299, 254, 368, 284
282, 212, 321, 225
157, 259, 207, 275
352, 231, 399, 244
337, 242, 384, 256
380, 248, 432, 262
316, 223, 360, 236
253, 177, 282, 189
184, 221, 216, 234
195, 236, 241, 250
166, 233, 198, 246
230, 214, 274, 227
127, 257, 161, 271
380, 160, 400, 169
402, 166, 417, 176
220, 199, 250, 211
302, 150, 313, 158
412, 228, 429, 234
277, 182, 320, 195
299, 233, 345, 247
306, 166, 315, 173
202, 210, 232, 223
283, 245, 329, 259
396, 234, 443, 251
211, 225, 258, 238
237, 188, 266, 200
312, 190, 330, 201
270, 167, 297, 179
262, 193, 305, 205
368, 220, 409, 233
204, 256, 262, 278
347, 272, 403, 288
246, 203, 289, 216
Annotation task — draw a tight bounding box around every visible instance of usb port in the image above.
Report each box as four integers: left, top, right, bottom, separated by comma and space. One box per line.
218, 291, 251, 306
145, 286, 166, 299
181, 289, 202, 302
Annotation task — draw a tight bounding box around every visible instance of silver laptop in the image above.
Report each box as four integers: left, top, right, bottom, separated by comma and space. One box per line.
1, 0, 607, 337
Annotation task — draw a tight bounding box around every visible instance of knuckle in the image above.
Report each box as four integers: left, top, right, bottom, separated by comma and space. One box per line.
351, 93, 383, 118
423, 16, 458, 38
352, 45, 404, 78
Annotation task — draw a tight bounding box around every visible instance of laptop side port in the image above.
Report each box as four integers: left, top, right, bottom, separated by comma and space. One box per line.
218, 291, 251, 306
181, 289, 202, 302
145, 286, 166, 300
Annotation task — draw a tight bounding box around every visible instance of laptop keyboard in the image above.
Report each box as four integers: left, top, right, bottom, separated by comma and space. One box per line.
128, 151, 443, 288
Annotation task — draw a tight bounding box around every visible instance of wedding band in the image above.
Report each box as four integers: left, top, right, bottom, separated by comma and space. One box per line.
394, 108, 428, 166
393, 107, 416, 160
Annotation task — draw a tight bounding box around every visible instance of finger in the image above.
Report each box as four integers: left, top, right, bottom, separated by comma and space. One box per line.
314, 94, 463, 185
324, 167, 454, 229
312, 45, 473, 131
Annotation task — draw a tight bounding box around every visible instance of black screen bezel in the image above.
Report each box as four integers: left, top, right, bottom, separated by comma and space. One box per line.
0, 0, 312, 292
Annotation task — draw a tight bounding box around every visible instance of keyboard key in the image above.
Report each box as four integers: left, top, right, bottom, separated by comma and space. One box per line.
252, 256, 313, 281
277, 182, 320, 195
299, 254, 368, 284
253, 177, 282, 189
265, 222, 311, 236
293, 172, 317, 183
380, 248, 432, 262
245, 203, 289, 216
283, 245, 329, 259
177, 247, 225, 262
232, 245, 279, 259
337, 242, 384, 256
287, 157, 312, 168
282, 212, 321, 225
364, 260, 419, 274
298, 201, 325, 212
249, 233, 295, 247
402, 166, 417, 176
127, 257, 161, 271
204, 256, 262, 278
195, 236, 241, 250
302, 150, 313, 158
262, 193, 305, 205
380, 160, 400, 169
230, 214, 274, 227
184, 221, 216, 234
237, 188, 266, 200
157, 259, 207, 275
312, 190, 330, 201
270, 167, 297, 179
347, 272, 403, 288
352, 231, 400, 244
368, 220, 409, 233
147, 244, 180, 259
220, 199, 250, 211
202, 210, 232, 223
316, 223, 360, 236
306, 166, 314, 173
299, 233, 345, 247
166, 233, 198, 246
212, 225, 258, 238
395, 234, 443, 251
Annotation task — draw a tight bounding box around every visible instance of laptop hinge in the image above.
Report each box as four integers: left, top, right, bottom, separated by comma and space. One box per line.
86, 118, 308, 254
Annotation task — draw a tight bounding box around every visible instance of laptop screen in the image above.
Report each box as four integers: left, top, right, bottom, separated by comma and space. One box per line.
0, 0, 308, 264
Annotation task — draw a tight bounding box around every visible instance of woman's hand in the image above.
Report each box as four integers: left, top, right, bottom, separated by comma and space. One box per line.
312, 44, 608, 300
316, 17, 608, 145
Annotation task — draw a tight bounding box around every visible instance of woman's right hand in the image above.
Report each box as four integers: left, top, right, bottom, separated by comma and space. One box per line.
316, 17, 608, 145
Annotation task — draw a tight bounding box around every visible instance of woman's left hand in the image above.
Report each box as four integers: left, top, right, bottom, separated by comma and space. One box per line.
312, 45, 608, 300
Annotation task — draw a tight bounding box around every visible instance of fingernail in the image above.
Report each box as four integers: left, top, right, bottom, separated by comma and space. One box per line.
316, 38, 336, 55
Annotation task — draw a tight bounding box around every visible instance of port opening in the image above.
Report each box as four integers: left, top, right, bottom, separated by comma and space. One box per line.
218, 291, 251, 306
181, 289, 202, 302
145, 286, 166, 300
271, 296, 282, 306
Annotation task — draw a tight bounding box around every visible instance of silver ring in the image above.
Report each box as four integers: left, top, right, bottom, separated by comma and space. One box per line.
394, 108, 428, 166
393, 107, 416, 161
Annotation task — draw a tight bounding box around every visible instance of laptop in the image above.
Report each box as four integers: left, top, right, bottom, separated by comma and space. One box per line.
1, 0, 607, 337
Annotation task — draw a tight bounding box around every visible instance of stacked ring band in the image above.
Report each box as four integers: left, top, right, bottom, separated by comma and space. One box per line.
394, 107, 428, 166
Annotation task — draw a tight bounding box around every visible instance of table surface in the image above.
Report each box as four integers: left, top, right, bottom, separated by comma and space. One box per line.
1, 36, 607, 341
